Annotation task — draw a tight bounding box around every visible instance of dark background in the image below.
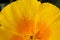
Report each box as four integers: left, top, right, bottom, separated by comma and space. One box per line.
0, 0, 16, 3
0, 0, 60, 11
40, 0, 60, 8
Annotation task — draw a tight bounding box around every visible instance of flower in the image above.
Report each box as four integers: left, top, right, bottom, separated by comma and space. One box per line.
0, 0, 60, 40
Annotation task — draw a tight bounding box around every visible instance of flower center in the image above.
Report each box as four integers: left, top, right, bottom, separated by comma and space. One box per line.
10, 17, 51, 40
30, 35, 33, 40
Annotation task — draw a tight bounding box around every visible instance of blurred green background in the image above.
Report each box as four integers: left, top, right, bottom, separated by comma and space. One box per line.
0, 0, 60, 11
0, 0, 16, 11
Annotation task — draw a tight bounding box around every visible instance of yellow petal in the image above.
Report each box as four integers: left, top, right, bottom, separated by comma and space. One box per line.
40, 3, 59, 24
0, 0, 41, 40
49, 11, 60, 40
0, 0, 60, 40
38, 3, 60, 40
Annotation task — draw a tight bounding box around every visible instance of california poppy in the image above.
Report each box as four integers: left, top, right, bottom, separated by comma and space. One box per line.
0, 0, 60, 40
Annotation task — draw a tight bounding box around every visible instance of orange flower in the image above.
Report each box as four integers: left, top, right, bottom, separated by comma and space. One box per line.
0, 0, 60, 40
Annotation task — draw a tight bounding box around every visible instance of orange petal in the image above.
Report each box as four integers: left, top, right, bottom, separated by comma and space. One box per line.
34, 22, 51, 40
16, 17, 34, 37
